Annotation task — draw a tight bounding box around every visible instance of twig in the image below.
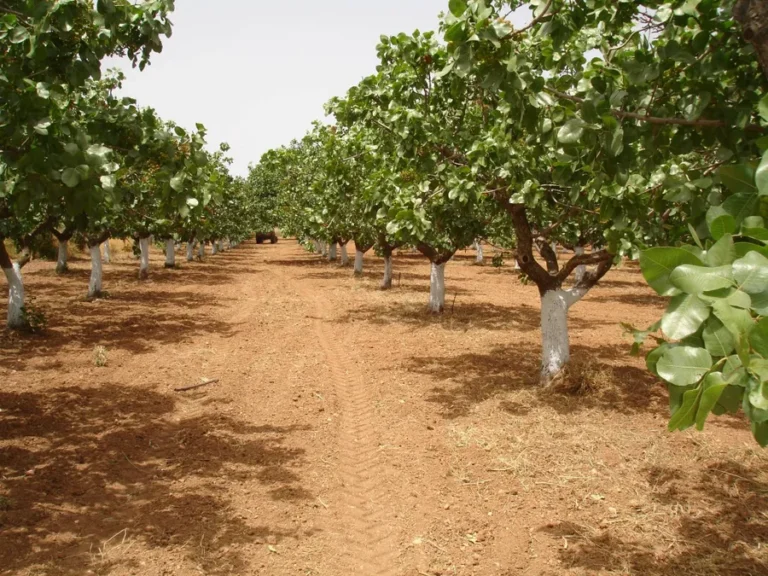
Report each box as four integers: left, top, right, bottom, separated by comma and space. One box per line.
426, 539, 448, 554
122, 452, 143, 473
174, 378, 220, 392
450, 293, 457, 315
316, 497, 329, 509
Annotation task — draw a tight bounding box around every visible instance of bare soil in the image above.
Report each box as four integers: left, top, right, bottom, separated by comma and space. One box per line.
1, 240, 767, 576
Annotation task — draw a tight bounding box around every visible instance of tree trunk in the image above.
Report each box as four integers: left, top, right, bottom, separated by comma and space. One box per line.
321, 241, 329, 257
429, 262, 446, 313
139, 237, 150, 279
3, 262, 25, 329
574, 246, 586, 284
186, 242, 195, 262
165, 239, 176, 268
198, 242, 205, 259
474, 240, 484, 264
540, 290, 571, 385
381, 255, 393, 289
354, 249, 364, 275
212, 241, 219, 255
328, 243, 337, 262
340, 243, 349, 266
102, 241, 111, 263
88, 244, 103, 299
56, 239, 69, 274
313, 239, 321, 253
217, 240, 224, 252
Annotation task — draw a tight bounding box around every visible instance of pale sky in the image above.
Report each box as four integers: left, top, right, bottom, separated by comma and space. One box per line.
106, 1, 529, 176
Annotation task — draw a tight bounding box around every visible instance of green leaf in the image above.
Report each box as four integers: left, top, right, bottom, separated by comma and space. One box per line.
709, 214, 737, 241
647, 344, 671, 377
640, 247, 704, 296
750, 318, 768, 359
702, 316, 736, 357
557, 119, 586, 145
696, 372, 729, 430
661, 294, 711, 341
706, 234, 736, 267
669, 265, 733, 294
33, 118, 51, 135
756, 152, 768, 195
669, 388, 700, 431
752, 421, 768, 447
61, 168, 80, 188
10, 26, 28, 44
719, 164, 756, 195
723, 192, 759, 227
186, 197, 199, 208
658, 346, 712, 386
100, 174, 116, 192
608, 126, 624, 157
170, 174, 185, 192
748, 376, 768, 411
448, 0, 468, 16
734, 251, 768, 294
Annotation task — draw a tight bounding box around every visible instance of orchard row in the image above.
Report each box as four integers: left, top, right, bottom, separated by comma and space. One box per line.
245, 0, 768, 445
1, 2, 270, 328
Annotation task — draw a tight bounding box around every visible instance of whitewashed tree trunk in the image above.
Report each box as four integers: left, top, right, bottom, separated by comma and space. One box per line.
340, 244, 349, 266
328, 243, 337, 262
540, 288, 588, 385
551, 242, 558, 254
212, 242, 219, 255
313, 240, 321, 253
354, 249, 364, 275
56, 240, 69, 274
574, 246, 586, 284
198, 242, 205, 259
88, 245, 103, 299
102, 241, 111, 263
186, 242, 195, 262
217, 240, 224, 252
429, 262, 446, 313
4, 263, 25, 329
474, 240, 484, 264
381, 256, 393, 289
139, 237, 150, 279
165, 239, 176, 268
320, 241, 328, 257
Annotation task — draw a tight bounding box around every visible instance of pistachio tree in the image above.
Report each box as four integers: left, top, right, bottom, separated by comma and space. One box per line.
0, 0, 174, 327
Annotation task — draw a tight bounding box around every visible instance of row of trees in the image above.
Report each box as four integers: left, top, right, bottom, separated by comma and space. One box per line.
1, 1, 266, 329
247, 0, 768, 445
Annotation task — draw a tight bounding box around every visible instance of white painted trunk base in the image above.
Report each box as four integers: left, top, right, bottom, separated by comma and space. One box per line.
429, 262, 446, 313
4, 263, 25, 329
328, 244, 337, 262
217, 240, 224, 252
56, 240, 69, 273
212, 242, 219, 255
313, 240, 321, 253
474, 240, 484, 264
165, 240, 176, 268
139, 238, 150, 279
539, 288, 588, 384
88, 245, 103, 299
354, 250, 364, 275
102, 241, 111, 263
187, 243, 195, 262
340, 244, 349, 266
199, 242, 205, 258
381, 256, 393, 289
320, 241, 328, 257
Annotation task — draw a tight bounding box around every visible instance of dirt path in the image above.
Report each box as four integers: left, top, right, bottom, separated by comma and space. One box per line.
2, 238, 768, 576
299, 275, 399, 575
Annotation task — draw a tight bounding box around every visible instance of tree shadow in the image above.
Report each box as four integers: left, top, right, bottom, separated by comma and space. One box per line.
405, 343, 667, 419
539, 460, 768, 576
591, 293, 667, 307
0, 384, 315, 575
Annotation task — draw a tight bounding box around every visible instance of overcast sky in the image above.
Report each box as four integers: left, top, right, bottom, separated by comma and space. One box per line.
106, 1, 529, 176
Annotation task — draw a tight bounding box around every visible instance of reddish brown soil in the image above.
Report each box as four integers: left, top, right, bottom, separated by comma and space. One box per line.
1, 240, 767, 576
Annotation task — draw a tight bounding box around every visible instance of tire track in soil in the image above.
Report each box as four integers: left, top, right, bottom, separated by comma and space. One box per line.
289, 264, 400, 575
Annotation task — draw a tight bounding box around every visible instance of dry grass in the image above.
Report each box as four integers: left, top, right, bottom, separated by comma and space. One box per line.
92, 345, 108, 368
551, 353, 615, 397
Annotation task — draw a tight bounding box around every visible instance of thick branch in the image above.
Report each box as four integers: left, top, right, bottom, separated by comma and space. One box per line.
557, 250, 613, 284
535, 239, 559, 274
0, 238, 12, 269
496, 199, 557, 293
545, 88, 766, 131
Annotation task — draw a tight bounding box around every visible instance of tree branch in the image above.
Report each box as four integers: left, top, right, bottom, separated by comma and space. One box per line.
544, 88, 766, 131
556, 250, 613, 284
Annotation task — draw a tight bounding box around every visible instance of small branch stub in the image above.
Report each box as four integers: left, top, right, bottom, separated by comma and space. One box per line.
174, 378, 220, 392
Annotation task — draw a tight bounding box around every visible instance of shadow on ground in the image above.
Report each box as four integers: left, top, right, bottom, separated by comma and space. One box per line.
539, 460, 768, 576
405, 343, 666, 419
0, 384, 314, 575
